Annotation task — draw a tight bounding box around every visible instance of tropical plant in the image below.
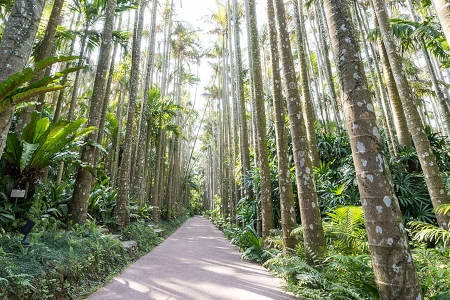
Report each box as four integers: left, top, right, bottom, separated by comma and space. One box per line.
1, 112, 95, 198
0, 56, 81, 113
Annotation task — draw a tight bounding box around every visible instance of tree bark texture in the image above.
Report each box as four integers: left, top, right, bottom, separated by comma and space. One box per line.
0, 0, 45, 157
324, 1, 423, 298
115, 0, 147, 227
244, 0, 274, 240
17, 0, 66, 132
70, 0, 117, 224
372, 0, 450, 230
266, 0, 298, 252
272, 0, 326, 262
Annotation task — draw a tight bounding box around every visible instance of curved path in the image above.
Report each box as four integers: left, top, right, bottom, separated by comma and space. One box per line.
88, 216, 297, 300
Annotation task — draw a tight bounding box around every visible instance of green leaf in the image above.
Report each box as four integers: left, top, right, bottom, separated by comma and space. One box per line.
34, 55, 79, 73
3, 133, 21, 166
0, 85, 67, 113
31, 119, 94, 168
20, 142, 39, 172
0, 68, 34, 102
21, 111, 40, 144
0, 213, 15, 220
33, 117, 50, 143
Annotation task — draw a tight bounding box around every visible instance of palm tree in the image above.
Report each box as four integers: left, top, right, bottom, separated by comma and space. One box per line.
16, 0, 66, 133
70, 0, 118, 224
134, 0, 159, 204
244, 0, 274, 240
266, 0, 297, 253
115, 0, 148, 228
292, 0, 320, 167
323, 0, 423, 297
371, 0, 450, 230
0, 0, 46, 157
272, 0, 326, 262
433, 0, 450, 45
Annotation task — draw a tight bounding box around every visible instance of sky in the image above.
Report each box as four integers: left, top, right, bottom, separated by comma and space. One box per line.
175, 0, 268, 110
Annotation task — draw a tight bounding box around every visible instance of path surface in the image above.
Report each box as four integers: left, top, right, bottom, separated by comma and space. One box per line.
88, 216, 297, 300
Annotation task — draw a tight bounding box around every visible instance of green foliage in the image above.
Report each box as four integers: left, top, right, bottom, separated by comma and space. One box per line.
409, 219, 450, 247
0, 216, 188, 299
1, 112, 94, 204
412, 246, 450, 298
121, 222, 162, 254
264, 252, 376, 299
3, 113, 94, 173
88, 178, 118, 226
323, 206, 368, 255
0, 223, 127, 299
0, 56, 81, 113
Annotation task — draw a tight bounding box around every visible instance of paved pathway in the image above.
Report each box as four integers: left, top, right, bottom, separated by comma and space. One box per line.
87, 216, 297, 300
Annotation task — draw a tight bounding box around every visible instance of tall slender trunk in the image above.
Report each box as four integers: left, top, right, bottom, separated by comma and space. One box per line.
377, 37, 412, 148
228, 0, 239, 223
233, 0, 251, 201
272, 0, 326, 262
115, 0, 147, 228
266, 0, 297, 252
244, 0, 274, 240
96, 16, 123, 168
324, 1, 423, 298
70, 0, 118, 224
292, 0, 320, 167
134, 0, 159, 203
68, 26, 89, 121
371, 0, 450, 230
17, 0, 66, 132
0, 0, 45, 157
352, 3, 397, 157
433, 0, 450, 45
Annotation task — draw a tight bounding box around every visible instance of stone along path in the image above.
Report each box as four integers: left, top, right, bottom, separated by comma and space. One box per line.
88, 216, 297, 300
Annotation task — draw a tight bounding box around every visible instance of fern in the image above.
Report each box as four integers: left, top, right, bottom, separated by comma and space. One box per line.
323, 206, 368, 254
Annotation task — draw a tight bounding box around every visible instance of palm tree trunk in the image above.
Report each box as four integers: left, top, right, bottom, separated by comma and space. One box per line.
371, 0, 450, 230
352, 3, 397, 157
244, 0, 274, 240
272, 0, 326, 262
233, 0, 252, 201
70, 0, 118, 224
292, 0, 320, 167
115, 0, 147, 228
17, 0, 66, 132
95, 16, 123, 169
0, 0, 45, 157
68, 26, 89, 121
377, 37, 412, 148
324, 1, 423, 297
433, 0, 450, 45
266, 0, 298, 252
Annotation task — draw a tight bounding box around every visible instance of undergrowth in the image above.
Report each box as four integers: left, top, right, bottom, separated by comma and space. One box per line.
205, 208, 450, 299
0, 215, 188, 299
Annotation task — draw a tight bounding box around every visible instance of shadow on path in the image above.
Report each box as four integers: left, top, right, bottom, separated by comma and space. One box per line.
87, 216, 297, 300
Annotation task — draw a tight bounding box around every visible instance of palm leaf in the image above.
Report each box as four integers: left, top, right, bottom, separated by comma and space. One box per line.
409, 220, 450, 246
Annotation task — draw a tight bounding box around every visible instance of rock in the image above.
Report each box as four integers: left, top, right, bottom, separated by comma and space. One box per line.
110, 234, 121, 240
154, 229, 164, 237
121, 240, 138, 250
